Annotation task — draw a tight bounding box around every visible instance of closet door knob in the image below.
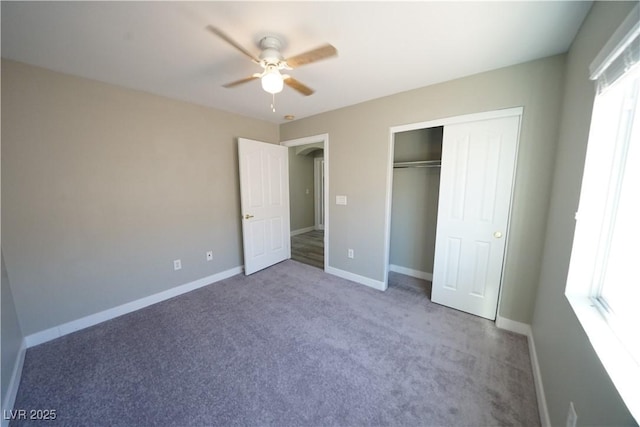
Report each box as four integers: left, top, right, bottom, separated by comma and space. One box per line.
244, 214, 254, 219
493, 231, 503, 239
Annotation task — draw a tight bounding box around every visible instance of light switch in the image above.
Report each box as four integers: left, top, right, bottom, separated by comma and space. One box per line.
336, 195, 347, 205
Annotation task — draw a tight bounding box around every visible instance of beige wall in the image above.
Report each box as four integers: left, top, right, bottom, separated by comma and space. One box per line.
288, 147, 316, 232
390, 128, 441, 274
1, 60, 278, 335
281, 54, 566, 323
532, 2, 636, 425
1, 251, 23, 406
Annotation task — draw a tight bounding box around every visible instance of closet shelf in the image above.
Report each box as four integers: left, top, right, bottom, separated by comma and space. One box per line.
393, 160, 441, 169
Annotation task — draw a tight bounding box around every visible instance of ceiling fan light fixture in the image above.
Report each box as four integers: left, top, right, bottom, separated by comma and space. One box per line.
261, 66, 283, 94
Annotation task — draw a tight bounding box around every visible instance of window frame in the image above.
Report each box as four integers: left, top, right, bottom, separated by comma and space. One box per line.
590, 68, 639, 364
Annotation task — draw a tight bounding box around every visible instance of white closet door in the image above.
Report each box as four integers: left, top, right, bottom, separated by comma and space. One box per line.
431, 116, 520, 319
238, 138, 291, 275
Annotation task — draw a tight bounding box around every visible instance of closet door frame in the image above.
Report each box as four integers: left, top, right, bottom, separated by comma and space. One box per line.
383, 107, 523, 301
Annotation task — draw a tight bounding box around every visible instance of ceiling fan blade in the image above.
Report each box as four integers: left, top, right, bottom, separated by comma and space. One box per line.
206, 25, 259, 64
223, 74, 260, 88
285, 44, 337, 68
284, 77, 314, 96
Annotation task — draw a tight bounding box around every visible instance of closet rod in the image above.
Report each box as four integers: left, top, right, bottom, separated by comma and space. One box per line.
393, 160, 441, 169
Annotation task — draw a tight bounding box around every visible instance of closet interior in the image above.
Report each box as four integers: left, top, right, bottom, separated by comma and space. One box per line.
389, 126, 443, 285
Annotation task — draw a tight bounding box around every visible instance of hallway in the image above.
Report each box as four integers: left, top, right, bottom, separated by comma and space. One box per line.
291, 230, 324, 269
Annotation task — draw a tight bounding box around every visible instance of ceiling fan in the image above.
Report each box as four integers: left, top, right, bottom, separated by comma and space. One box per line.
206, 26, 337, 98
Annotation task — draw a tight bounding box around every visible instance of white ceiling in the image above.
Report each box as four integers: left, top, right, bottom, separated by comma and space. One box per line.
1, 1, 592, 124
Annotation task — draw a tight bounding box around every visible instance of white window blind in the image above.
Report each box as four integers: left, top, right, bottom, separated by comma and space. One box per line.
589, 4, 640, 93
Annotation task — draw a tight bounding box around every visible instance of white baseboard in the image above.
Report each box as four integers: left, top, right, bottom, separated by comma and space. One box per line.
527, 328, 551, 427
326, 266, 386, 291
496, 315, 551, 427
389, 264, 433, 281
2, 338, 27, 425
495, 315, 531, 336
290, 226, 315, 236
25, 266, 243, 348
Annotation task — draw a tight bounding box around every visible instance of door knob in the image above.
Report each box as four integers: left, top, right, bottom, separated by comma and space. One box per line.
244, 214, 254, 219
493, 231, 503, 239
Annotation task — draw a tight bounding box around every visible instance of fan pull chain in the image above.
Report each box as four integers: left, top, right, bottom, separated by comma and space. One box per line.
271, 93, 276, 113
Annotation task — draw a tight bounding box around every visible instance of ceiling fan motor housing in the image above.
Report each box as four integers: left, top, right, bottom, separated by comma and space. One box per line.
259, 36, 285, 68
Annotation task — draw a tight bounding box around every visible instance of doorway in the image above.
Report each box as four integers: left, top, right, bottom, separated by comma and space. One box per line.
282, 134, 329, 271
388, 127, 443, 298
384, 108, 522, 320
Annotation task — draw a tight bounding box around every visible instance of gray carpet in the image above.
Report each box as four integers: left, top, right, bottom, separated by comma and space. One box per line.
12, 260, 539, 426
291, 230, 324, 269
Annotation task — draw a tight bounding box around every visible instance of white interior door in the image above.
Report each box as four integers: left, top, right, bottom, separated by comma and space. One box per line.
238, 138, 290, 275
431, 115, 520, 319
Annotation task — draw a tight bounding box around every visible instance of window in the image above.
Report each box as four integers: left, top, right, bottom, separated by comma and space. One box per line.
565, 5, 639, 420
587, 64, 639, 362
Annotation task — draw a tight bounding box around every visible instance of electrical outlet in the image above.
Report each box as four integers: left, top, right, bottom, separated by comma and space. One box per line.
173, 259, 182, 270
566, 402, 577, 427
348, 249, 354, 259
206, 251, 213, 261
